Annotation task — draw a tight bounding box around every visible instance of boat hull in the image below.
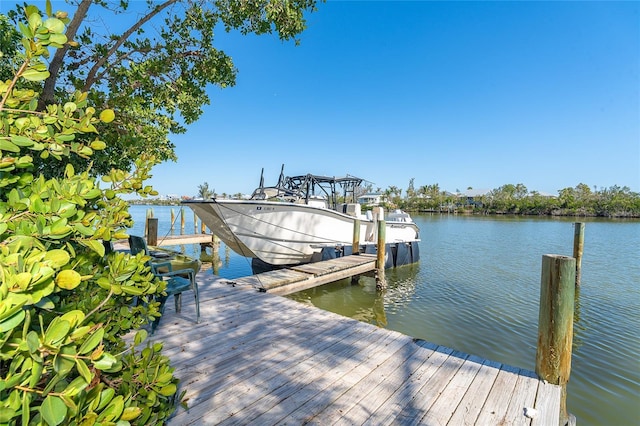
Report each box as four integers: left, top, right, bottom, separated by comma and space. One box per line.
184, 200, 419, 266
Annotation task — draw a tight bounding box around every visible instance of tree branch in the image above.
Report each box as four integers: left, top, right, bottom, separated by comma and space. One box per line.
0, 60, 29, 110
40, 0, 93, 109
82, 0, 180, 93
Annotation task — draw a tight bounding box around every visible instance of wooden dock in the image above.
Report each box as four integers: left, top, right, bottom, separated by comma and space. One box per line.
151, 270, 561, 425
154, 233, 215, 247
226, 254, 377, 295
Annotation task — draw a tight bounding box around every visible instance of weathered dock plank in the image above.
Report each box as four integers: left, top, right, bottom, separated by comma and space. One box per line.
448, 358, 503, 424
154, 233, 215, 246
226, 254, 377, 295
149, 271, 561, 425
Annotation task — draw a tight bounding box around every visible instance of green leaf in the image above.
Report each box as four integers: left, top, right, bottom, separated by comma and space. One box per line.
158, 383, 177, 397
35, 297, 55, 310
21, 69, 51, 82
121, 285, 144, 296
49, 32, 67, 46
9, 135, 35, 147
99, 109, 115, 123
60, 310, 85, 328
121, 406, 142, 421
44, 318, 71, 345
0, 309, 25, 333
96, 388, 115, 411
40, 395, 67, 426
97, 395, 124, 422
22, 390, 31, 425
18, 21, 33, 38
74, 223, 95, 236
93, 352, 117, 370
90, 140, 106, 150
56, 269, 81, 290
27, 331, 40, 353
43, 249, 70, 268
79, 328, 104, 355
54, 346, 75, 376
70, 325, 92, 341
62, 376, 89, 398
0, 139, 20, 153
82, 188, 102, 199
78, 146, 93, 156
43, 17, 65, 33
76, 358, 92, 384
82, 239, 106, 257
28, 359, 43, 388
133, 329, 148, 346
27, 12, 42, 31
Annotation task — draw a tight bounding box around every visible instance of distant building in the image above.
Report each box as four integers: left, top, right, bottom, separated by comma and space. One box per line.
458, 189, 491, 207
357, 193, 383, 206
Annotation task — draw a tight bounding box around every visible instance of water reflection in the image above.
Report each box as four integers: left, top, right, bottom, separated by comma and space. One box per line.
287, 263, 420, 328
197, 240, 233, 275
572, 285, 584, 352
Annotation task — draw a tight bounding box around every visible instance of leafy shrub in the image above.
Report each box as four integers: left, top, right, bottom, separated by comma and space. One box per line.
1, 4, 179, 425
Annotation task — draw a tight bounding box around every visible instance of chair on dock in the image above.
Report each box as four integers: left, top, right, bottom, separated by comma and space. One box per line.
129, 235, 200, 329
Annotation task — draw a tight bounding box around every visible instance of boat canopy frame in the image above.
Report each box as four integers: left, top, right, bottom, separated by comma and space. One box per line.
251, 166, 364, 210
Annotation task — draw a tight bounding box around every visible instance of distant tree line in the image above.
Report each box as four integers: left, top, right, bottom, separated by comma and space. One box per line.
135, 181, 639, 218
382, 181, 640, 218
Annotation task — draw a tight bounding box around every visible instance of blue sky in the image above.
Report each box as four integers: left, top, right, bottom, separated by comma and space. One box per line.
15, 1, 640, 197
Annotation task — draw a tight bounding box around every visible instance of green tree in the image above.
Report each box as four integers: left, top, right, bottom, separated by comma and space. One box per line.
0, 14, 21, 80
197, 181, 214, 199
5, 0, 319, 178
406, 177, 416, 198
1, 5, 178, 424
384, 185, 402, 208
416, 184, 442, 210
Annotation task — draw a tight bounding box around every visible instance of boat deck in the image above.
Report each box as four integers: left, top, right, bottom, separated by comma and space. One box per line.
152, 271, 561, 425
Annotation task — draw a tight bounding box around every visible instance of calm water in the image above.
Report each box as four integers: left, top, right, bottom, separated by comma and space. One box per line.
129, 206, 640, 425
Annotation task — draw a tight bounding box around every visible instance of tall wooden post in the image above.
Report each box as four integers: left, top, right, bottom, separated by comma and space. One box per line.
352, 219, 361, 256
376, 220, 386, 290
144, 208, 153, 238
536, 254, 575, 425
147, 217, 159, 246
170, 208, 175, 235
180, 208, 185, 235
193, 212, 198, 234
573, 223, 585, 287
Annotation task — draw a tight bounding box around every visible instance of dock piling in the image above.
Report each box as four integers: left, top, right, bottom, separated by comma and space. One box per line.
147, 217, 159, 246
180, 208, 185, 235
573, 223, 585, 287
144, 208, 153, 238
376, 220, 386, 290
352, 219, 361, 255
536, 254, 575, 425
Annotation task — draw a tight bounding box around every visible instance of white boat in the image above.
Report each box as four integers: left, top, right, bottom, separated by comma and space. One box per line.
183, 168, 420, 266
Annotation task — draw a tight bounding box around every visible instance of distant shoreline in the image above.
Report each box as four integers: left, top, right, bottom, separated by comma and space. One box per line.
128, 200, 640, 219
